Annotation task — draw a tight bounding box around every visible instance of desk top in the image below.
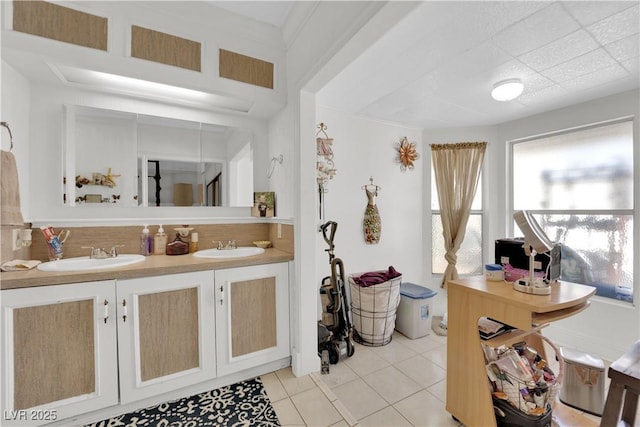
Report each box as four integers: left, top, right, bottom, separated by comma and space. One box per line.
448, 276, 596, 314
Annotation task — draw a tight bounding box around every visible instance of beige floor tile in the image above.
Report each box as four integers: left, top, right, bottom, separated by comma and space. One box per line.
261, 372, 288, 402
291, 387, 344, 427
272, 397, 305, 426
395, 355, 446, 389
333, 398, 359, 426
366, 338, 418, 364
393, 389, 460, 427
332, 378, 389, 421
362, 365, 422, 404
276, 368, 317, 396
329, 420, 351, 426
425, 331, 447, 346
392, 333, 443, 354
321, 360, 360, 389
426, 379, 447, 403
421, 344, 447, 369
358, 406, 412, 426
343, 346, 390, 377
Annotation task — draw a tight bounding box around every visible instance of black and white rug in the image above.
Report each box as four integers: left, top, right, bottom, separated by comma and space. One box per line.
86, 377, 280, 427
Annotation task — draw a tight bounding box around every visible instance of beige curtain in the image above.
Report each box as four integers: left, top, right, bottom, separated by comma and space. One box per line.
430, 142, 486, 288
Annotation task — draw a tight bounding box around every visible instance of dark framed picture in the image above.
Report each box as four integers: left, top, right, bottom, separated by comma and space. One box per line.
252, 192, 275, 217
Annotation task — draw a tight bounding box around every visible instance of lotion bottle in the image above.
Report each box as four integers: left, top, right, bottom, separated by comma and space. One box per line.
153, 224, 167, 255
140, 224, 152, 256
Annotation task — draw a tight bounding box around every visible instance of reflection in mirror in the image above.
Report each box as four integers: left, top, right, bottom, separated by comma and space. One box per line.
64, 106, 254, 207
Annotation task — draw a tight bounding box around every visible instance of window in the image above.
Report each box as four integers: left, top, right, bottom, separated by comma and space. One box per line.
431, 170, 483, 275
511, 120, 634, 302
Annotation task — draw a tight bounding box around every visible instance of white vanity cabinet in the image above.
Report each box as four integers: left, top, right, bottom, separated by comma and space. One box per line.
215, 263, 290, 377
0, 280, 119, 426
0, 263, 290, 425
116, 271, 216, 404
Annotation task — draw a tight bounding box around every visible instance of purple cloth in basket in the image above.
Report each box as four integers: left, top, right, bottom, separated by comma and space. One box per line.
352, 266, 402, 287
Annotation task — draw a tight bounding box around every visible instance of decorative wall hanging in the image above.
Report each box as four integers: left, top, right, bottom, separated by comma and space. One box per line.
395, 136, 419, 171
362, 177, 381, 244
316, 123, 336, 221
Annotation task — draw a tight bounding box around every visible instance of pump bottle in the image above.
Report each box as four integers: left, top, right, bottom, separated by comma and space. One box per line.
140, 224, 152, 256
153, 224, 168, 255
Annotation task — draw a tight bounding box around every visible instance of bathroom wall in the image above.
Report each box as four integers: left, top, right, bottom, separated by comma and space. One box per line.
315, 106, 424, 289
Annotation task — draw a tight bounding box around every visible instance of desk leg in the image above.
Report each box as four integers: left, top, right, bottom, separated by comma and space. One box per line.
446, 286, 496, 427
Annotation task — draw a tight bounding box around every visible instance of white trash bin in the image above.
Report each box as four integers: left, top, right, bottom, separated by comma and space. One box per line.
394, 283, 437, 339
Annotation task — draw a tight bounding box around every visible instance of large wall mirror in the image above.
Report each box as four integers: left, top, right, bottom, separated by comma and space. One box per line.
64, 105, 254, 208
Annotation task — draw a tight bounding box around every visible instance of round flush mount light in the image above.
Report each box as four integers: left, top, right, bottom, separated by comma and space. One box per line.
491, 79, 524, 101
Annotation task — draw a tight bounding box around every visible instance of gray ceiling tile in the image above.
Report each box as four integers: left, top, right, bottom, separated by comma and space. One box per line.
587, 4, 639, 45
519, 29, 600, 71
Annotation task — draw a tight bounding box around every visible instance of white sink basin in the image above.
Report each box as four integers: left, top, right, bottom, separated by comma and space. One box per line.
193, 247, 265, 259
38, 254, 146, 272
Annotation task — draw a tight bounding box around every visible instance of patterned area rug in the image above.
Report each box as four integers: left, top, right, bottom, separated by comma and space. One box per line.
86, 377, 280, 427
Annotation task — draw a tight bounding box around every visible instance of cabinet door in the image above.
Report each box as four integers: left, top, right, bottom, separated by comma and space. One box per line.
215, 263, 290, 377
1, 281, 118, 426
117, 271, 216, 404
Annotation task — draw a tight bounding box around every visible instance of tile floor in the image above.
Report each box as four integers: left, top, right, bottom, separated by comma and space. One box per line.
262, 330, 618, 427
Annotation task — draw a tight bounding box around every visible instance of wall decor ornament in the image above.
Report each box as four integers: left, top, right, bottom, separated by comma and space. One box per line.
316, 123, 336, 221
362, 177, 381, 244
395, 136, 419, 171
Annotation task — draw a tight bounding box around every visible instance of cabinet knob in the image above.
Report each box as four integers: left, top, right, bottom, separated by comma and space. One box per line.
122, 299, 127, 322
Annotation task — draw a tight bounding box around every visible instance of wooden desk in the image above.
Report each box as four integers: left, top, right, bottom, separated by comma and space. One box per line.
446, 276, 596, 427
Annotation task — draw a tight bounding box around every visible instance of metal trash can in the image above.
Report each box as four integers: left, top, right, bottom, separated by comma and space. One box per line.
559, 347, 605, 415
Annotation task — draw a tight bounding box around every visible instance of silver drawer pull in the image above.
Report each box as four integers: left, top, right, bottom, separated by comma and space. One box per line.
103, 299, 109, 324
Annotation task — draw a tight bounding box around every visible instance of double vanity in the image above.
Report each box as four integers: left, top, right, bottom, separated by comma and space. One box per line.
1, 227, 293, 426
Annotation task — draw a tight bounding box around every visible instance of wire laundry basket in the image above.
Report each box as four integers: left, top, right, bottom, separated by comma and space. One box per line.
349, 275, 401, 346
492, 334, 564, 416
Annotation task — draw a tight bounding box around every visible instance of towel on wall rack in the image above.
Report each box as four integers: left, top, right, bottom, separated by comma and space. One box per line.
1, 122, 24, 226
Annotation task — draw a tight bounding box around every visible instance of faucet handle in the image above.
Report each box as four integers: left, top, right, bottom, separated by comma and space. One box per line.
109, 245, 125, 257
81, 246, 96, 258
214, 241, 224, 250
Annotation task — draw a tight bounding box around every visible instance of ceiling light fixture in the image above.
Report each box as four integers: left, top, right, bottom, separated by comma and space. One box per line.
491, 79, 524, 101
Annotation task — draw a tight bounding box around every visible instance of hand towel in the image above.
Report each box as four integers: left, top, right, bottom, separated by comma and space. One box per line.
1, 150, 24, 226
1, 259, 41, 272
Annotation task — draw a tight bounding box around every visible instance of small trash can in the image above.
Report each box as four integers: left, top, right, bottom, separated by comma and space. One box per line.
394, 283, 437, 339
559, 347, 605, 415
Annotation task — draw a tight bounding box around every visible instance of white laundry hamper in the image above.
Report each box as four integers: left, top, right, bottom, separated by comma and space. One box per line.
349, 274, 401, 346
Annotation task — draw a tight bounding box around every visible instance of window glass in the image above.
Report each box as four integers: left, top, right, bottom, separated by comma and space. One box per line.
511, 120, 634, 302
432, 214, 483, 275
513, 121, 633, 210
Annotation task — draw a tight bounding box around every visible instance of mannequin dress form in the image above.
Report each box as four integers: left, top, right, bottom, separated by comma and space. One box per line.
362, 178, 381, 244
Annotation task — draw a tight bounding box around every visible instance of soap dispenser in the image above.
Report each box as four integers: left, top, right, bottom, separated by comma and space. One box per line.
153, 224, 167, 255
140, 224, 153, 256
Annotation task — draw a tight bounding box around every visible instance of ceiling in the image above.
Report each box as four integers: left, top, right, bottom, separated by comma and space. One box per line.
317, 1, 640, 129
208, 1, 639, 129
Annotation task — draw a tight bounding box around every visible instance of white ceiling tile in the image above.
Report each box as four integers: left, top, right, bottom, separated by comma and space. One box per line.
491, 3, 580, 56
559, 63, 630, 91
587, 4, 639, 45
604, 33, 640, 63
518, 29, 599, 71
621, 57, 640, 74
561, 1, 637, 26
516, 84, 570, 106
542, 49, 619, 82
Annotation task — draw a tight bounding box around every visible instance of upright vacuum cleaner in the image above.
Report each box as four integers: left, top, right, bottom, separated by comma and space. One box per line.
318, 221, 355, 373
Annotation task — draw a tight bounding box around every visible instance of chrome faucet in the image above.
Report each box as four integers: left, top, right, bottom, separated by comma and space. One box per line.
215, 240, 237, 250
83, 245, 124, 259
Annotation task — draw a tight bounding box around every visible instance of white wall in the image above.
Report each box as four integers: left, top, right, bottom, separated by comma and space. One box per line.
317, 106, 424, 284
